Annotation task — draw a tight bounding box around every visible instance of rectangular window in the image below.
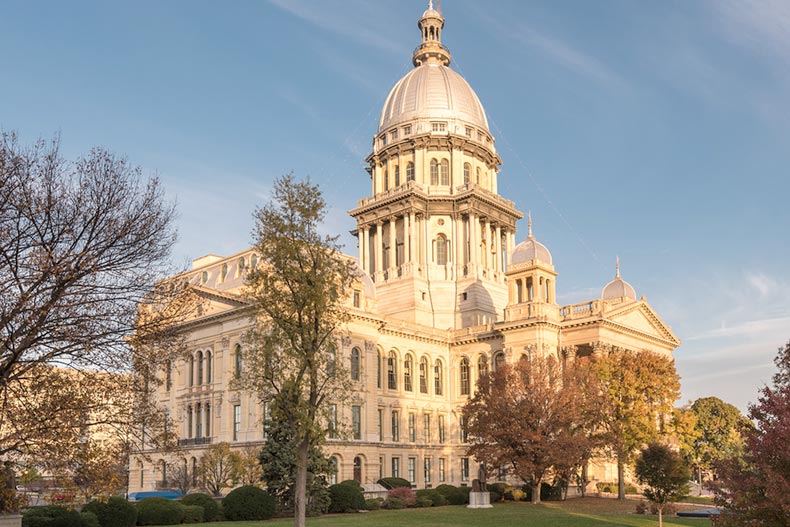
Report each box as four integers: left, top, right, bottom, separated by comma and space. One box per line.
439, 458, 446, 482
328, 403, 338, 439
424, 458, 431, 484
461, 458, 469, 481
392, 457, 400, 478
353, 290, 361, 308
408, 457, 416, 483
438, 415, 446, 444
380, 134, 387, 146
379, 456, 384, 480
388, 356, 397, 390
423, 414, 431, 443
352, 405, 362, 440
392, 410, 399, 441
391, 129, 398, 141
378, 409, 383, 441
233, 404, 241, 441
408, 413, 415, 442
465, 126, 473, 137
403, 125, 411, 135
431, 121, 447, 132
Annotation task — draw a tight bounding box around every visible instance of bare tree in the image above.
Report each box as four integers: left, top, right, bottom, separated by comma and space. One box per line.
166, 460, 200, 497
200, 442, 240, 497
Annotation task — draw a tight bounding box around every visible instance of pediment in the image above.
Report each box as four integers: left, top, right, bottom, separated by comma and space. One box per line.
189, 285, 250, 320
604, 301, 680, 345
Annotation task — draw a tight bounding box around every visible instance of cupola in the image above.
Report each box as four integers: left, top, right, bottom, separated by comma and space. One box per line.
601, 257, 637, 301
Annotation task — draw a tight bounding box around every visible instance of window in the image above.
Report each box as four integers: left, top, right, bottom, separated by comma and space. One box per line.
419, 357, 428, 393
460, 358, 470, 395
440, 159, 449, 186
328, 404, 337, 439
352, 405, 361, 440
328, 349, 337, 377
351, 348, 361, 381
439, 458, 446, 482
195, 403, 202, 438
391, 129, 398, 141
377, 350, 382, 389
476, 167, 481, 185
392, 457, 400, 478
220, 263, 228, 282
434, 360, 443, 395
465, 126, 473, 137
408, 413, 416, 442
394, 165, 400, 187
191, 457, 198, 486
237, 257, 246, 276
196, 351, 203, 385
461, 458, 469, 481
403, 125, 411, 136
187, 405, 193, 438
435, 235, 448, 265
234, 344, 242, 378
430, 159, 439, 185
233, 404, 241, 441
408, 457, 416, 483
201, 271, 208, 284
329, 457, 338, 485
379, 456, 384, 480
383, 168, 388, 191
353, 290, 361, 308
423, 414, 431, 443
165, 360, 172, 391
250, 254, 258, 268
460, 415, 469, 443
262, 401, 269, 439
378, 409, 383, 441
206, 351, 212, 383
463, 163, 471, 184
438, 415, 446, 443
380, 134, 387, 146
404, 355, 413, 391
387, 352, 397, 390
406, 162, 414, 181
431, 121, 447, 132
478, 355, 488, 380
424, 458, 431, 484
189, 355, 194, 386
392, 410, 400, 441
494, 352, 505, 371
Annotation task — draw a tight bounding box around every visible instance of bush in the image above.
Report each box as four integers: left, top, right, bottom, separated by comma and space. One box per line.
540, 482, 563, 501
364, 498, 382, 510
79, 512, 99, 527
381, 497, 404, 509
135, 498, 186, 526
181, 493, 220, 522
339, 479, 363, 489
307, 486, 331, 517
378, 477, 412, 489
456, 485, 472, 504
328, 483, 365, 513
488, 483, 509, 496
635, 500, 648, 514
23, 505, 83, 527
510, 489, 526, 501
387, 487, 416, 507
415, 497, 432, 508
415, 489, 446, 507
489, 490, 502, 503
650, 502, 678, 515
436, 484, 466, 505
82, 496, 137, 527
222, 485, 275, 521
181, 505, 204, 524
624, 484, 638, 494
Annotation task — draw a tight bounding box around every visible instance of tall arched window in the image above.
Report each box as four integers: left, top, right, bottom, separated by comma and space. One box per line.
195, 403, 202, 438
187, 406, 193, 438
377, 350, 382, 389
476, 167, 481, 184
494, 352, 506, 371
440, 159, 449, 185
383, 168, 389, 191
419, 357, 429, 394
250, 254, 258, 269
434, 360, 443, 396
463, 163, 471, 184
238, 257, 246, 276
189, 355, 195, 386
460, 358, 470, 396
191, 457, 198, 486
435, 235, 448, 265
430, 159, 439, 185
196, 351, 203, 385
159, 460, 166, 482
329, 456, 338, 485
394, 165, 400, 187
387, 352, 397, 390
234, 344, 242, 378
406, 162, 414, 181
204, 403, 211, 437
220, 263, 228, 282
351, 347, 361, 381
404, 355, 413, 392
206, 351, 212, 384
478, 355, 488, 380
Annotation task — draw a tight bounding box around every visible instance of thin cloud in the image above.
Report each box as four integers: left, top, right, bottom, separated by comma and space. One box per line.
712, 0, 790, 63
686, 315, 790, 341
746, 272, 777, 297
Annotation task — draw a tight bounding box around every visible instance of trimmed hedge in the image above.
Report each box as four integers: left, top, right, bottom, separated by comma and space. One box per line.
23, 505, 84, 527
135, 497, 185, 526
381, 497, 404, 509
436, 484, 466, 505
328, 483, 365, 513
364, 498, 382, 510
415, 489, 447, 507
82, 496, 137, 527
378, 477, 411, 489
222, 485, 275, 521
79, 512, 99, 527
181, 493, 220, 522
182, 505, 204, 524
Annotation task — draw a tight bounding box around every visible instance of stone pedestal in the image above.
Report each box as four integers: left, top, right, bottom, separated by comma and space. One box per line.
467, 491, 492, 509
0, 515, 22, 527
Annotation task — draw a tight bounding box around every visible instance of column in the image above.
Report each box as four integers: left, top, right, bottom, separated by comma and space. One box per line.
484, 219, 491, 272
409, 212, 417, 267
469, 213, 478, 273
404, 213, 411, 265
505, 229, 512, 269
374, 223, 383, 278
361, 226, 369, 274
389, 218, 397, 270
495, 225, 502, 275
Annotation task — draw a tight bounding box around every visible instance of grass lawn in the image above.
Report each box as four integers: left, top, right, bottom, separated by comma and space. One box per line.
157, 498, 715, 527
681, 496, 715, 506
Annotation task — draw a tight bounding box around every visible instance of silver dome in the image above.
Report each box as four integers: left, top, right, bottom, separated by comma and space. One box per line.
510, 214, 553, 266
601, 258, 637, 301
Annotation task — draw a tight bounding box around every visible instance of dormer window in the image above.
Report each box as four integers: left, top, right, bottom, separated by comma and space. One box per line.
380, 134, 387, 147
431, 122, 447, 133
465, 127, 473, 137
403, 125, 411, 136
391, 129, 398, 141
477, 131, 484, 141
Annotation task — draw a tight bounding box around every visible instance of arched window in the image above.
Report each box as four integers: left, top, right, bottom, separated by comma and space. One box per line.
394, 165, 400, 187
187, 406, 193, 438
478, 355, 488, 380
191, 457, 198, 486
329, 456, 339, 485
406, 162, 414, 181
377, 350, 382, 389
419, 357, 429, 394
238, 257, 246, 277
435, 235, 448, 265
220, 263, 228, 282
440, 159, 449, 185
494, 352, 506, 371
206, 351, 212, 384
434, 360, 443, 396
196, 351, 203, 385
328, 349, 337, 377
460, 358, 470, 396
476, 167, 481, 185
195, 403, 202, 438
189, 355, 195, 386
430, 159, 439, 185
387, 352, 397, 390
250, 254, 258, 269
351, 347, 361, 381
159, 460, 166, 482
201, 271, 208, 284
463, 163, 471, 184
383, 168, 389, 191
234, 344, 242, 378
204, 403, 211, 437
404, 355, 413, 392
353, 456, 363, 483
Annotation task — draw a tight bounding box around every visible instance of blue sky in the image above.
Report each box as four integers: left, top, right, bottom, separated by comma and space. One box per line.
2, 0, 789, 412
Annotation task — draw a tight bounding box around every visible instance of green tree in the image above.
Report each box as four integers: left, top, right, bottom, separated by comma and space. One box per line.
687, 397, 748, 489
635, 443, 691, 527
236, 174, 354, 527
592, 347, 681, 500
200, 442, 241, 497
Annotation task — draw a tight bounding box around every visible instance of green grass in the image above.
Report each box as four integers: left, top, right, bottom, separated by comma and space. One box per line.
680, 496, 715, 506
155, 498, 714, 527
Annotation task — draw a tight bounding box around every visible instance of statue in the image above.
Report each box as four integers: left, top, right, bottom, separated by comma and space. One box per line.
477, 463, 487, 492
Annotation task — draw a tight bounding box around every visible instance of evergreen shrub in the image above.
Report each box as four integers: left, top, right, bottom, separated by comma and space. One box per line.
79, 512, 99, 527
364, 498, 382, 510
436, 484, 466, 505
181, 505, 204, 524
181, 493, 220, 522
135, 497, 185, 526
381, 497, 404, 509
222, 485, 275, 521
415, 489, 446, 507
328, 483, 365, 512
23, 505, 82, 527
82, 496, 137, 527
377, 477, 411, 489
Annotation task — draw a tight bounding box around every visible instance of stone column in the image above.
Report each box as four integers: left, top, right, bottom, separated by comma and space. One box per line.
484, 219, 491, 272
410, 212, 417, 267
495, 225, 502, 275
361, 225, 369, 274
374, 222, 383, 278
389, 218, 397, 270
404, 213, 411, 265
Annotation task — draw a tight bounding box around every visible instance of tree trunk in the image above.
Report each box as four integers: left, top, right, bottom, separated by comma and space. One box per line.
580, 463, 588, 497
698, 466, 702, 496
658, 505, 663, 527
617, 456, 626, 500
531, 482, 540, 504
293, 439, 309, 527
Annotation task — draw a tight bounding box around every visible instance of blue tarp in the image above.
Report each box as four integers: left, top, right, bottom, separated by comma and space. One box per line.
127, 490, 183, 501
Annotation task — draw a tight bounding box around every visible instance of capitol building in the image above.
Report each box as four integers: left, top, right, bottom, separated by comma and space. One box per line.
130, 3, 679, 494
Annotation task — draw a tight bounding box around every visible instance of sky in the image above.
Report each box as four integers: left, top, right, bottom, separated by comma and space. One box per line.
2, 0, 789, 413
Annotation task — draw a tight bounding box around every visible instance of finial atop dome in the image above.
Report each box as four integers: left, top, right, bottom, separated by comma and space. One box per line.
615, 255, 620, 278
413, 1, 451, 67
602, 256, 636, 301
527, 211, 533, 238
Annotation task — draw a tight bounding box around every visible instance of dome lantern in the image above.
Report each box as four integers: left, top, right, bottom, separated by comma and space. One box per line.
601, 256, 637, 301
413, 1, 451, 67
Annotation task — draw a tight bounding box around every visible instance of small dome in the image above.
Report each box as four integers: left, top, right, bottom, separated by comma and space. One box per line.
510, 214, 552, 265
602, 258, 636, 301
378, 64, 489, 133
